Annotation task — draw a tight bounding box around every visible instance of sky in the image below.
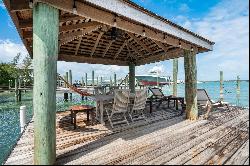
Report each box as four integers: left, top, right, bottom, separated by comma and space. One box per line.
0, 0, 249, 81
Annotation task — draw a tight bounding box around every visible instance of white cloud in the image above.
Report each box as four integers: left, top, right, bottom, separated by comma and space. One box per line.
173, 0, 249, 81
0, 40, 28, 63
179, 3, 190, 13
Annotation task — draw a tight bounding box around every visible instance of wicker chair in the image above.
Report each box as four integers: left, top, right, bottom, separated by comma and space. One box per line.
129, 89, 148, 122
105, 89, 130, 128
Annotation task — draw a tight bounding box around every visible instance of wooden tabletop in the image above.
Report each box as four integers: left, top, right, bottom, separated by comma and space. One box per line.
70, 105, 95, 111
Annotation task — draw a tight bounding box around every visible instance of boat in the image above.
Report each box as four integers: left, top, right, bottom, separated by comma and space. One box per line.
136, 71, 171, 86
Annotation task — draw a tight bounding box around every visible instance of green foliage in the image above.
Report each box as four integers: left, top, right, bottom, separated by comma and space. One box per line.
0, 53, 33, 86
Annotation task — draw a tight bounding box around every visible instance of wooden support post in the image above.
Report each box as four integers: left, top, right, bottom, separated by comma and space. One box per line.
114, 73, 117, 87
92, 70, 95, 88
66, 72, 69, 88
81, 77, 84, 87
15, 78, 19, 102
33, 3, 58, 165
129, 63, 136, 93
8, 80, 11, 90
69, 70, 72, 101
85, 73, 88, 88
173, 58, 178, 97
236, 76, 240, 106
19, 77, 22, 89
184, 50, 198, 120
220, 71, 224, 102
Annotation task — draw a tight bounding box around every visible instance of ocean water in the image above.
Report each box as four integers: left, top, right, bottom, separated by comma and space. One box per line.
0, 81, 249, 164
163, 81, 249, 108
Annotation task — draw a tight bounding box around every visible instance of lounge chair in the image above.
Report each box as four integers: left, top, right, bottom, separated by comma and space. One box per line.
129, 89, 148, 122
105, 89, 130, 128
148, 87, 171, 107
197, 89, 230, 118
94, 87, 105, 95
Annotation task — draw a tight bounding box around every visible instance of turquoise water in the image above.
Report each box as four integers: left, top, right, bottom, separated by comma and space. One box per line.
0, 92, 95, 164
163, 81, 249, 108
0, 81, 249, 164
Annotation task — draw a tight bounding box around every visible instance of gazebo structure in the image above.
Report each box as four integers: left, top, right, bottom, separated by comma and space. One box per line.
4, 0, 214, 164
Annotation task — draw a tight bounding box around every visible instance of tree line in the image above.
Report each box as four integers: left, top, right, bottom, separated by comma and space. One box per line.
0, 53, 33, 87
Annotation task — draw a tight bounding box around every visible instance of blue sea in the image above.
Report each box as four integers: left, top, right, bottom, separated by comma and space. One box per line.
0, 80, 249, 164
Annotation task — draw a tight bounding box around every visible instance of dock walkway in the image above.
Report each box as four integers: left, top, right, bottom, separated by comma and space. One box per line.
4, 104, 249, 165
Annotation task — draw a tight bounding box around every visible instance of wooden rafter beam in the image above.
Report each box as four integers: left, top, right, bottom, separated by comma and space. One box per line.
90, 31, 105, 57
59, 24, 101, 45
114, 40, 127, 59
137, 48, 184, 66
154, 41, 170, 53
9, 0, 30, 12
60, 21, 99, 32
102, 40, 114, 57
126, 45, 137, 60
127, 42, 143, 57
23, 22, 102, 39
19, 16, 84, 29
127, 32, 152, 53
58, 54, 128, 66
75, 37, 82, 55
36, 0, 206, 52
23, 23, 102, 45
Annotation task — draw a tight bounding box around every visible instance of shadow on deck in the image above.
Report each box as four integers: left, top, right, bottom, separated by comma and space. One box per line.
4, 102, 249, 165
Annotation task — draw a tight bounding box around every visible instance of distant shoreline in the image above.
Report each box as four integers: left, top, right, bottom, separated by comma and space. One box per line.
200, 80, 249, 83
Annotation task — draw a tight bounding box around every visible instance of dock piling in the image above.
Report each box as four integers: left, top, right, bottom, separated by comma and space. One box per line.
173, 58, 178, 96
220, 71, 224, 102
236, 76, 240, 106
20, 106, 27, 133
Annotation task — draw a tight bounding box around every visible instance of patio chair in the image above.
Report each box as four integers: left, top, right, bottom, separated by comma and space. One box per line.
197, 89, 230, 119
94, 87, 105, 95
148, 87, 171, 107
105, 89, 130, 128
129, 89, 148, 122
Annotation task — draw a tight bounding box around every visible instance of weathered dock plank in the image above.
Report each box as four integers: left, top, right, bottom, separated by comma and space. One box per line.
4, 106, 249, 165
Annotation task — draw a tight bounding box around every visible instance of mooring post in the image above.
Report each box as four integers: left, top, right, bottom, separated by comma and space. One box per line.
8, 80, 11, 90
184, 50, 198, 120
66, 72, 69, 88
236, 76, 240, 106
33, 2, 58, 164
92, 70, 95, 89
114, 73, 117, 87
20, 106, 27, 133
81, 77, 84, 87
173, 58, 178, 97
220, 71, 224, 102
19, 76, 22, 89
85, 73, 88, 88
129, 63, 136, 93
69, 70, 72, 101
15, 77, 19, 102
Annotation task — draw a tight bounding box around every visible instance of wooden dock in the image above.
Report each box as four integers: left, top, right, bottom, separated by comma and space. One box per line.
4, 104, 249, 165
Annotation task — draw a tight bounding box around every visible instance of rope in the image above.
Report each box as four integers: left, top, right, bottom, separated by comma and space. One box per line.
57, 75, 93, 97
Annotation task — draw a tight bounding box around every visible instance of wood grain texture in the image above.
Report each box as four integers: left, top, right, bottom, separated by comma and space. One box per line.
173, 58, 178, 96
4, 106, 249, 165
184, 50, 198, 120
32, 2, 59, 165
